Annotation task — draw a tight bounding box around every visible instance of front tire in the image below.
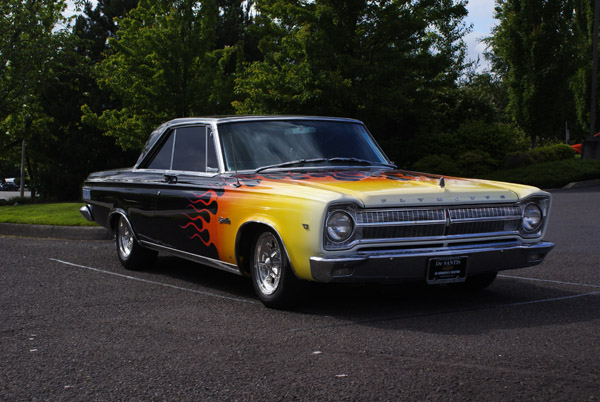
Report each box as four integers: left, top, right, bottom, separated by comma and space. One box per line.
250, 230, 302, 309
115, 215, 157, 271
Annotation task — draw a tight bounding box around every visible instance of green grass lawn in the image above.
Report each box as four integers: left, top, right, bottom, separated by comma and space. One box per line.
0, 203, 98, 226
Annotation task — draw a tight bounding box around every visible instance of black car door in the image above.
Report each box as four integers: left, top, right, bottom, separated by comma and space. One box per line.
150, 125, 223, 260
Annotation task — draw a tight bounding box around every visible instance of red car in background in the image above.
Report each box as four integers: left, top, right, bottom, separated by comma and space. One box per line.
572, 132, 600, 154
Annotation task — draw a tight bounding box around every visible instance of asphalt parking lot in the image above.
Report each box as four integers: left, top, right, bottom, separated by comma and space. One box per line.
1, 186, 598, 401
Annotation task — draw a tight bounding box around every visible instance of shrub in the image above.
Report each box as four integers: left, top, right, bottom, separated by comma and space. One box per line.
486, 159, 600, 189
406, 121, 528, 167
547, 143, 576, 160
458, 150, 499, 176
432, 121, 528, 160
504, 151, 532, 168
505, 144, 575, 168
413, 154, 461, 176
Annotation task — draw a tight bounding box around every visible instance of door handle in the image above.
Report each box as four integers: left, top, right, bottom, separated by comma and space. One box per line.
163, 174, 178, 184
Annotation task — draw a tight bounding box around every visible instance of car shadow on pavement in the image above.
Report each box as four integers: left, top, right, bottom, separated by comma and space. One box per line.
145, 255, 598, 336
145, 255, 256, 300
295, 279, 600, 335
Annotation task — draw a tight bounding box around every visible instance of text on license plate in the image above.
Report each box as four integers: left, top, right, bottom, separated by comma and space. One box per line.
427, 256, 468, 284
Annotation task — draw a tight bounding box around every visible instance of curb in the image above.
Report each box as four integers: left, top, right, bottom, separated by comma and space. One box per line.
0, 223, 111, 241
563, 179, 600, 189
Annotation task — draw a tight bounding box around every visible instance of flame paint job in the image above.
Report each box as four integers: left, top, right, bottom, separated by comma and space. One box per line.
166, 168, 546, 280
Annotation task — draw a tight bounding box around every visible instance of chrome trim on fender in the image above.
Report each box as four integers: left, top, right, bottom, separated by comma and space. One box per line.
310, 240, 554, 283
234, 220, 297, 278
108, 209, 133, 235
139, 240, 242, 276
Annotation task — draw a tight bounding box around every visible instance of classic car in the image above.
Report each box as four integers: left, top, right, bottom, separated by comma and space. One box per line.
80, 116, 554, 308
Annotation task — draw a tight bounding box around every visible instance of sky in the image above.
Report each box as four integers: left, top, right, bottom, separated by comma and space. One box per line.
65, 0, 497, 70
464, 0, 497, 71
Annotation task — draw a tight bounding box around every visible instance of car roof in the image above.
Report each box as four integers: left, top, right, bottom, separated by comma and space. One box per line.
134, 115, 367, 169
164, 115, 364, 126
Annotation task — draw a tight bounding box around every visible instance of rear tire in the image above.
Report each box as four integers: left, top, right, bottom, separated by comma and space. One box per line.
115, 215, 157, 271
250, 229, 302, 309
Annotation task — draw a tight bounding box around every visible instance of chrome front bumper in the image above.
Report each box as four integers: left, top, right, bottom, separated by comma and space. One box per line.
309, 241, 554, 283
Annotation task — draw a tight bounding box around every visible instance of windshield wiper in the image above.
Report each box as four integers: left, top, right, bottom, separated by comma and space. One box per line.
254, 157, 397, 173
255, 158, 328, 173
326, 157, 397, 169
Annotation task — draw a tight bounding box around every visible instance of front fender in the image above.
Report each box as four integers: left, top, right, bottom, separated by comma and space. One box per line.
225, 211, 324, 281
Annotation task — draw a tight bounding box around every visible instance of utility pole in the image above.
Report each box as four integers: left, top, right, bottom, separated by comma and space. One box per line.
20, 139, 25, 198
584, 0, 600, 159
590, 0, 600, 139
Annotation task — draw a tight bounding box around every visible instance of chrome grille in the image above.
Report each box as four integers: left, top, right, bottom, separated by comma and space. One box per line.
356, 209, 446, 225
362, 224, 446, 239
449, 206, 520, 221
325, 204, 523, 250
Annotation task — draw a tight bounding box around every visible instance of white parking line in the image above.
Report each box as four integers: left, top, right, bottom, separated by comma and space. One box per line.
502, 291, 600, 307
498, 274, 600, 289
49, 258, 258, 304
49, 258, 599, 309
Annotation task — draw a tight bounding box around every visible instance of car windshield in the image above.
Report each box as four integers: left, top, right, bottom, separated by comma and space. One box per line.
218, 120, 390, 172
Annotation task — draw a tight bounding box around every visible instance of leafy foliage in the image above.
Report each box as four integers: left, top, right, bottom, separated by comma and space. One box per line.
570, 0, 599, 136
0, 0, 68, 118
1, 0, 597, 200
487, 158, 600, 189
411, 120, 529, 176
234, 0, 471, 144
505, 143, 576, 168
83, 0, 253, 150
488, 0, 580, 145
0, 0, 69, 196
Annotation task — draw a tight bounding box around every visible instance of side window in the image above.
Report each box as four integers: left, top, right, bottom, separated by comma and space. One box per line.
172, 126, 206, 171
144, 125, 220, 172
146, 131, 175, 170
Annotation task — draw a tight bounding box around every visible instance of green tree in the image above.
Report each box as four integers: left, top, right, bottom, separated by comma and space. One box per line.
30, 0, 142, 200
488, 0, 577, 146
83, 0, 253, 150
1, 1, 142, 200
234, 0, 470, 153
0, 0, 68, 118
0, 0, 69, 196
570, 0, 599, 136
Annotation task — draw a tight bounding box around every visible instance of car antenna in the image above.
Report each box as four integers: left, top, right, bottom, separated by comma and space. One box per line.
229, 133, 241, 188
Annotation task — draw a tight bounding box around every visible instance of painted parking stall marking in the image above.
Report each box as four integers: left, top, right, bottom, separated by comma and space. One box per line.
498, 274, 600, 289
49, 258, 258, 304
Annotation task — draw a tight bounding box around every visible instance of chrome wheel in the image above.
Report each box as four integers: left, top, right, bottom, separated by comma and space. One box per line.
113, 214, 156, 271
253, 232, 282, 296
117, 216, 134, 259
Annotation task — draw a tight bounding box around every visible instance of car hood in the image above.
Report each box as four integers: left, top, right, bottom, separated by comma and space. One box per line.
236, 169, 541, 208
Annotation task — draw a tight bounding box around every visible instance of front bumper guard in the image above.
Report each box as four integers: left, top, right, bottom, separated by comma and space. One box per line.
309, 241, 554, 283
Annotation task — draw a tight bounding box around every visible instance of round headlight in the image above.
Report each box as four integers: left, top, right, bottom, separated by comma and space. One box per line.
522, 203, 543, 232
326, 211, 354, 242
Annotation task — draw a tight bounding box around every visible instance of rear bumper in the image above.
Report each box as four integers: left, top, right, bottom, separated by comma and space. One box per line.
309, 240, 554, 283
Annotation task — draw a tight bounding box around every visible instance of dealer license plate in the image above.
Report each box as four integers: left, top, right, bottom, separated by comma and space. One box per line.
427, 256, 468, 284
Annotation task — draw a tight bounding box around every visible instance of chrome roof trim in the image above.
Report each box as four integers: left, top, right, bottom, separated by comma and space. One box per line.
164, 115, 364, 127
